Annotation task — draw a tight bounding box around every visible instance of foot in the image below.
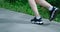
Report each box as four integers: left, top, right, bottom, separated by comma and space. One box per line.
31, 17, 43, 25
49, 7, 59, 21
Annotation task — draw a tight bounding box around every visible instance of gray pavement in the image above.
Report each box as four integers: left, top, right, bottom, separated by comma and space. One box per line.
0, 8, 60, 32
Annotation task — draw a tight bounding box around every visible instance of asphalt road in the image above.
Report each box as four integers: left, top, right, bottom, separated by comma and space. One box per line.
0, 8, 60, 32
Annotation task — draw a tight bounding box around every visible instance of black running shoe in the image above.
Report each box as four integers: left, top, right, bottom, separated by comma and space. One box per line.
31, 17, 43, 25
49, 7, 59, 21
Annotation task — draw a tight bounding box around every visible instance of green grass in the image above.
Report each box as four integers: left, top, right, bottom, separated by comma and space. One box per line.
0, 0, 60, 22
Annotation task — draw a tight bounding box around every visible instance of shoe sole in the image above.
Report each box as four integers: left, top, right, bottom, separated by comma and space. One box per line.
31, 21, 44, 25
49, 8, 60, 21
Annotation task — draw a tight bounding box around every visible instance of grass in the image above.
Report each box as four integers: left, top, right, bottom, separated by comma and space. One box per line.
0, 0, 60, 22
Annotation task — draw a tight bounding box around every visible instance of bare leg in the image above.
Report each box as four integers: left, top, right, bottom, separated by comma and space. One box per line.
28, 0, 43, 24
35, 0, 53, 10
28, 0, 53, 17
35, 0, 58, 21
28, 0, 41, 18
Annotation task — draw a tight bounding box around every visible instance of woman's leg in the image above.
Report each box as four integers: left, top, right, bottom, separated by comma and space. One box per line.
28, 0, 43, 24
35, 0, 52, 10
35, 0, 58, 21
28, 0, 41, 19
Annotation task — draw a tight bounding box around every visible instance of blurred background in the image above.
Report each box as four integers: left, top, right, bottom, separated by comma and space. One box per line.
0, 0, 60, 22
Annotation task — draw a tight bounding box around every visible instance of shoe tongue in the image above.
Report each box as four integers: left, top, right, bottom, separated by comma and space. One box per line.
36, 18, 42, 21
36, 16, 41, 19
51, 7, 55, 11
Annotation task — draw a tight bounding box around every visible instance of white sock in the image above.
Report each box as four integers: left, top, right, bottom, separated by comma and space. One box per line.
49, 6, 53, 11
36, 16, 41, 19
